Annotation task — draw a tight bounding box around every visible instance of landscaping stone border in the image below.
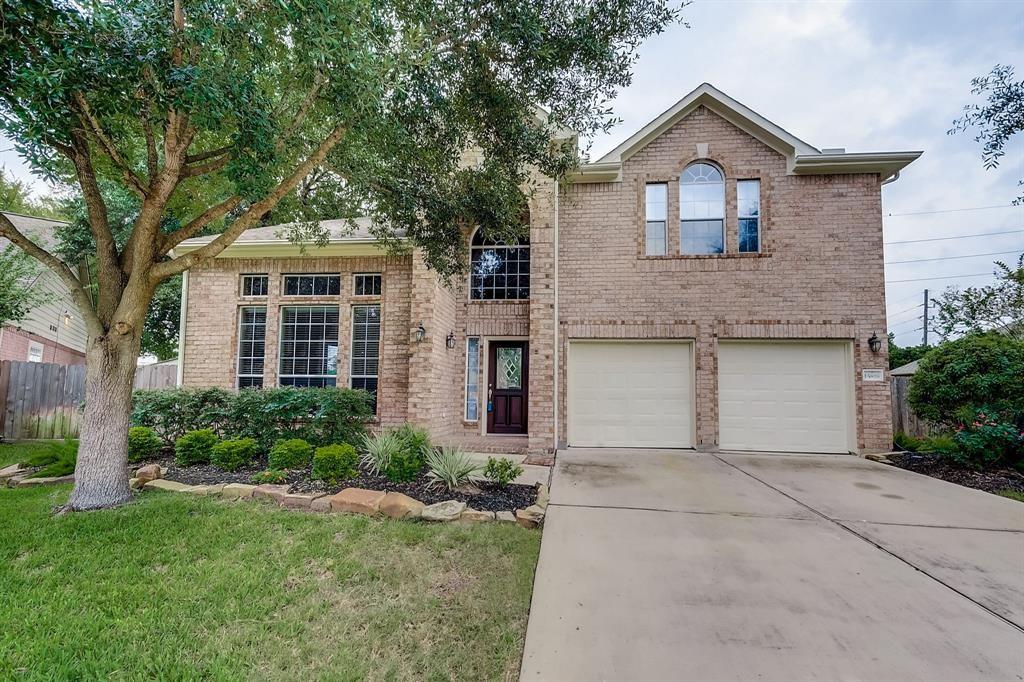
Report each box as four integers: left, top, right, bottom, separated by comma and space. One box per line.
132, 466, 547, 528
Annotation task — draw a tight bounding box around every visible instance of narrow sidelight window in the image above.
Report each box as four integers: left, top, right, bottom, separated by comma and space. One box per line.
645, 183, 668, 255
353, 273, 382, 297
680, 162, 725, 254
738, 179, 761, 253
279, 306, 339, 387
236, 306, 266, 388
465, 337, 480, 421
350, 304, 381, 412
241, 274, 268, 297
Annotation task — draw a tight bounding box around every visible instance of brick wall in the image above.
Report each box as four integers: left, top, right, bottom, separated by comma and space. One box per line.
557, 105, 891, 452
181, 253, 412, 427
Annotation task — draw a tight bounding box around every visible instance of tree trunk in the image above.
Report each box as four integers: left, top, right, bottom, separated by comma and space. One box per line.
66, 333, 141, 511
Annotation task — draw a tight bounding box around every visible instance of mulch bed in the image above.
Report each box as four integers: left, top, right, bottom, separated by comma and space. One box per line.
133, 454, 537, 512
886, 451, 1024, 496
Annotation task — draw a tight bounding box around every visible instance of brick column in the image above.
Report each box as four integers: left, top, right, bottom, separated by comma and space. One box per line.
527, 178, 557, 462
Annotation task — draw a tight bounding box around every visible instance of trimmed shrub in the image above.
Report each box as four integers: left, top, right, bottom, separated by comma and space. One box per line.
211, 438, 258, 472
268, 438, 313, 470
483, 457, 523, 486
251, 469, 287, 484
951, 409, 1023, 469
133, 387, 373, 449
175, 429, 219, 466
360, 431, 402, 476
425, 446, 481, 490
127, 426, 162, 463
312, 444, 359, 484
908, 333, 1024, 427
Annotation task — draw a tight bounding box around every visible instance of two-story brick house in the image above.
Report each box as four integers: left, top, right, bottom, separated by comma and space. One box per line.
175, 83, 921, 464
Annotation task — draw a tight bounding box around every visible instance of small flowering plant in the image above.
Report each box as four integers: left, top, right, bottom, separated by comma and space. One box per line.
951, 408, 1024, 469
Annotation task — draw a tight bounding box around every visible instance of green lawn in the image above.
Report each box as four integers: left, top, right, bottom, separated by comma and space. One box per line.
996, 489, 1024, 503
0, 485, 541, 680
0, 441, 56, 469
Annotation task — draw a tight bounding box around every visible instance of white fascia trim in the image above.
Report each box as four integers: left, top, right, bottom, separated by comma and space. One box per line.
176, 270, 188, 386
792, 151, 923, 181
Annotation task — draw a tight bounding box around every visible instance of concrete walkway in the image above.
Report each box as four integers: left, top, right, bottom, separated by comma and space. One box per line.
520, 448, 1024, 681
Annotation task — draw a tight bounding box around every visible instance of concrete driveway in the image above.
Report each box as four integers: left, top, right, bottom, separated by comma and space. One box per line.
520, 449, 1024, 681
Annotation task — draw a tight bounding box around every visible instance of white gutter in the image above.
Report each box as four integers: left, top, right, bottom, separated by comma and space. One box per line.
552, 178, 560, 454
175, 271, 188, 386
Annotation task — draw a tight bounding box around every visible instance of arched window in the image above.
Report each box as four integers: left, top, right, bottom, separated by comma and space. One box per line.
469, 229, 530, 300
680, 162, 725, 254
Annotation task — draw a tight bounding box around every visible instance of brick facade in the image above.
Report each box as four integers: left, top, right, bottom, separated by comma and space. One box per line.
181, 102, 897, 458
0, 326, 86, 366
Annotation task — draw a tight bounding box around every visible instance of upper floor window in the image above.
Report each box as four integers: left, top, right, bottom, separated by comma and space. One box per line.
645, 183, 668, 256
283, 274, 341, 296
737, 179, 761, 253
680, 162, 724, 255
469, 229, 530, 300
241, 274, 268, 297
353, 273, 382, 297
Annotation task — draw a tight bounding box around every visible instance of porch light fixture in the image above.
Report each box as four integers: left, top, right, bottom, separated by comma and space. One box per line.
868, 332, 882, 353
445, 331, 456, 349
414, 322, 426, 343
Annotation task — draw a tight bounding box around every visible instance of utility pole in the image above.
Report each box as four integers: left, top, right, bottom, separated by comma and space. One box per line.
922, 288, 929, 347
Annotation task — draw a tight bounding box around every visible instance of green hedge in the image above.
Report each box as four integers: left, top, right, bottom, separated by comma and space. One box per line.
268, 439, 313, 470
312, 444, 359, 484
133, 387, 373, 449
211, 438, 259, 472
175, 429, 219, 466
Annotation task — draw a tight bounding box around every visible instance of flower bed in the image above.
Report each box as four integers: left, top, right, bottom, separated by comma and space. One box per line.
886, 451, 1024, 497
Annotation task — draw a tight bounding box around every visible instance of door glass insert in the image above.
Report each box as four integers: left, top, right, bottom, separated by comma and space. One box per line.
496, 347, 522, 389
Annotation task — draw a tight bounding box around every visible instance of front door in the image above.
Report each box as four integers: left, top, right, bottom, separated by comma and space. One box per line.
487, 341, 528, 434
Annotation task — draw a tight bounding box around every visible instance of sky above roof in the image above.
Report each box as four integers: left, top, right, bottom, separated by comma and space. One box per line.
2, 0, 1022, 347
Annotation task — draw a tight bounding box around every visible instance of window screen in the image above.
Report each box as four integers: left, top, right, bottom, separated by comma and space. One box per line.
236, 306, 266, 388
350, 304, 381, 411
279, 306, 339, 387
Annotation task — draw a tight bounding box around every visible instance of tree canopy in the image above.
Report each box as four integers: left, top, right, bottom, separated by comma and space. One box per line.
932, 255, 1024, 341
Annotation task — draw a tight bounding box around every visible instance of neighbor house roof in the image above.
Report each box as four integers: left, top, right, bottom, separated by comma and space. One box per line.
0, 211, 68, 252
890, 360, 920, 376
172, 216, 395, 258
572, 83, 922, 183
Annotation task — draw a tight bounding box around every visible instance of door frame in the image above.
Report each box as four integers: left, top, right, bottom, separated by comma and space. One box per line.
565, 339, 697, 448
481, 337, 530, 436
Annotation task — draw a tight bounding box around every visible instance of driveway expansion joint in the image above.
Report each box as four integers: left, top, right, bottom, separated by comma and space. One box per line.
833, 519, 1024, 533
714, 453, 1024, 635
548, 501, 816, 522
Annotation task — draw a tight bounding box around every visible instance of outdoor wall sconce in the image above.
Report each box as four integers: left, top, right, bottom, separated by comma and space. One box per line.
445, 331, 456, 349
868, 332, 882, 353
414, 322, 426, 343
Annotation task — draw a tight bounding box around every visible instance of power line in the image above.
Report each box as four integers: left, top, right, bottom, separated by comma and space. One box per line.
888, 316, 922, 331
885, 204, 1018, 218
884, 229, 1024, 245
886, 292, 925, 309
887, 303, 922, 318
887, 272, 993, 284
885, 249, 1021, 265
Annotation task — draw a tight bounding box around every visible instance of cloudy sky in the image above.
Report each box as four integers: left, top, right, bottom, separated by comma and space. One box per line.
2, 0, 1022, 347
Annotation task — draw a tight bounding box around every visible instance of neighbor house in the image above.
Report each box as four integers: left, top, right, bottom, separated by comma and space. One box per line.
174, 83, 921, 464
0, 212, 87, 366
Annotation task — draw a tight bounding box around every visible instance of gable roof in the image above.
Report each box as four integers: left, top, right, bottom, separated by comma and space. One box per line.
0, 211, 68, 252
172, 216, 399, 258
574, 83, 921, 183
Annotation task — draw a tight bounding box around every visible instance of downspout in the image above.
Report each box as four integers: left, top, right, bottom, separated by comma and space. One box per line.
552, 178, 560, 454
176, 270, 188, 386
881, 171, 900, 185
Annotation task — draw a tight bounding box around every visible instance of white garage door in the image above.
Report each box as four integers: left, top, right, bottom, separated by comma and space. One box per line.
568, 341, 693, 448
718, 341, 852, 454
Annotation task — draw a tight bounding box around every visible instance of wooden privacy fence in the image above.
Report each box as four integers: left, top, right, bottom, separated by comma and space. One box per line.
891, 375, 935, 438
0, 360, 86, 441
0, 359, 179, 440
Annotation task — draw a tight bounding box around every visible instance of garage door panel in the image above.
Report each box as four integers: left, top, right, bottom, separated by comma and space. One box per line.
568, 342, 693, 448
718, 342, 851, 454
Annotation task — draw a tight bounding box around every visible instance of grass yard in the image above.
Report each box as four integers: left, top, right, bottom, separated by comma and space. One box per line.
0, 484, 541, 680
0, 441, 56, 469
996, 489, 1024, 503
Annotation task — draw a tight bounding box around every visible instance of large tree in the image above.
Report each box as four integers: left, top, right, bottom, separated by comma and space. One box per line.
0, 0, 679, 509
932, 255, 1024, 341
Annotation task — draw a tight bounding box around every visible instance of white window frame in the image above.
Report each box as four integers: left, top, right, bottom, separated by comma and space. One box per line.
349, 304, 381, 412
737, 179, 761, 253
236, 306, 267, 388
353, 273, 382, 297
679, 162, 726, 255
240, 274, 269, 298
469, 229, 531, 301
645, 183, 668, 256
464, 337, 481, 421
281, 273, 341, 297
278, 305, 340, 387
27, 341, 44, 363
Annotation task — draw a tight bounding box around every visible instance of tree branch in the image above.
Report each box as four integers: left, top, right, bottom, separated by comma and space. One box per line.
182, 153, 230, 178
0, 213, 103, 338
160, 195, 241, 253
151, 125, 347, 281
142, 113, 159, 180
276, 71, 325, 152
71, 92, 149, 197
185, 145, 232, 164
